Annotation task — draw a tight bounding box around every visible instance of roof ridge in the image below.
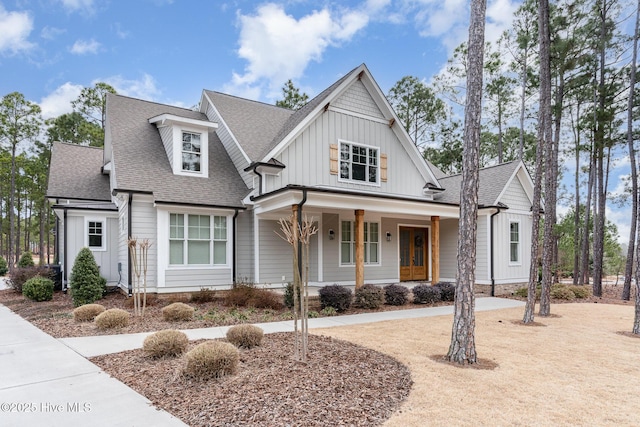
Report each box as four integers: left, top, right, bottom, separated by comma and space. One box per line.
53, 141, 104, 151
205, 90, 293, 111
439, 160, 520, 179
108, 93, 199, 113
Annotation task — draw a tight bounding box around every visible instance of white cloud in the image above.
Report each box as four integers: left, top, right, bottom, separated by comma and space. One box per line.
227, 3, 370, 99
39, 82, 83, 119
41, 26, 66, 40
0, 5, 34, 54
113, 22, 129, 39
59, 0, 96, 14
70, 39, 100, 54
99, 73, 160, 100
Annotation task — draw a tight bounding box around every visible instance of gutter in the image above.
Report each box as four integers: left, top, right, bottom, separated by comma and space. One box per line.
128, 193, 133, 296
63, 207, 68, 292
489, 203, 508, 297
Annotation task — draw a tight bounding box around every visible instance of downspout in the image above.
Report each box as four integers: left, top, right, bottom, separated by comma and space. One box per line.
127, 193, 133, 296
232, 208, 239, 284
62, 207, 68, 293
296, 189, 308, 278
490, 206, 504, 297
254, 168, 263, 196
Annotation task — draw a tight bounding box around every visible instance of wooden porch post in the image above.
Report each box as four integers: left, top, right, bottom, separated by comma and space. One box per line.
431, 216, 440, 283
355, 209, 364, 289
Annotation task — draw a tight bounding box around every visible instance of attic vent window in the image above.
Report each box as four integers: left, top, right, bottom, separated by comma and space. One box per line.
182, 132, 201, 172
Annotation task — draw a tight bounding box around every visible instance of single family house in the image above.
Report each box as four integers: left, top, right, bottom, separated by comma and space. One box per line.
46, 63, 534, 295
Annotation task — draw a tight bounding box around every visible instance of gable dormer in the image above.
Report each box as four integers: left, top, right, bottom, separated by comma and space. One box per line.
149, 114, 218, 178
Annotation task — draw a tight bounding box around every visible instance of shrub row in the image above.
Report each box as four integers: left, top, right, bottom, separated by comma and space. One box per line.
514, 284, 591, 300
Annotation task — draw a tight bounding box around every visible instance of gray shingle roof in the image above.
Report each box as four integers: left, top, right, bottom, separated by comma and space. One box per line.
106, 94, 249, 207
47, 142, 111, 201
203, 91, 293, 162
436, 161, 521, 206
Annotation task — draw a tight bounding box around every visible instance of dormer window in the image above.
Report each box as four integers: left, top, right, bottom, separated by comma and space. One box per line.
182, 132, 202, 172
149, 113, 218, 178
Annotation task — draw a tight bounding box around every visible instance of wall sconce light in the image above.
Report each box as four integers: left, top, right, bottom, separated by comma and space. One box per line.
386, 232, 392, 241
328, 229, 335, 240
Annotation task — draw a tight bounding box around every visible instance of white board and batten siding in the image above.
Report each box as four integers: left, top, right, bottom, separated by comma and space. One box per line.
117, 196, 129, 290
130, 195, 158, 290
437, 219, 459, 282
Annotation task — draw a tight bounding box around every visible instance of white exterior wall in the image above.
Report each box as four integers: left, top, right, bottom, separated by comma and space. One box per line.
438, 218, 459, 282
157, 125, 174, 169
130, 195, 158, 291
476, 214, 489, 283
235, 209, 255, 283
117, 195, 129, 290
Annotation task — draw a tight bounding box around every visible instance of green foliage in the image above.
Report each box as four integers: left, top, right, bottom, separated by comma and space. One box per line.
412, 284, 442, 304
22, 276, 54, 301
283, 282, 296, 309
0, 256, 8, 276
354, 284, 385, 309
568, 285, 591, 299
8, 266, 53, 293
226, 324, 264, 348
318, 284, 352, 312
17, 251, 34, 268
94, 308, 130, 329
69, 247, 106, 307
143, 329, 189, 358
73, 303, 106, 322
45, 112, 103, 147
320, 306, 337, 316
162, 302, 195, 321
514, 287, 529, 298
71, 82, 116, 131
550, 285, 576, 301
182, 341, 239, 379
275, 79, 309, 110
384, 284, 410, 306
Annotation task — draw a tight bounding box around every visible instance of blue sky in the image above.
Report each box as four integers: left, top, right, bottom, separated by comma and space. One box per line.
0, 0, 634, 245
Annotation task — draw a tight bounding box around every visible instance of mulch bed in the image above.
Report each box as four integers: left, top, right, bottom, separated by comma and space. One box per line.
91, 332, 413, 427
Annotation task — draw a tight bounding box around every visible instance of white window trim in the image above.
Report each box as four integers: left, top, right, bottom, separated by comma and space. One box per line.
164, 212, 231, 268
172, 126, 209, 178
85, 217, 106, 252
509, 220, 522, 266
339, 219, 381, 267
337, 139, 381, 187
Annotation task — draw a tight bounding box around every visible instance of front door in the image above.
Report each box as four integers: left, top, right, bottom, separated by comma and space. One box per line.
399, 227, 428, 281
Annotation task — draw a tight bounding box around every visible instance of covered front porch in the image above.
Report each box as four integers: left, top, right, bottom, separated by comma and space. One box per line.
249, 186, 460, 287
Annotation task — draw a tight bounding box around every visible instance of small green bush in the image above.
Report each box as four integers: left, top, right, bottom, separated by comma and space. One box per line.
69, 248, 106, 307
550, 285, 576, 301
162, 302, 195, 321
22, 276, 54, 302
94, 308, 130, 329
182, 341, 239, 380
190, 288, 216, 303
284, 282, 296, 309
143, 329, 189, 358
73, 304, 106, 322
433, 282, 455, 302
0, 256, 8, 276
17, 251, 35, 268
354, 284, 384, 309
226, 324, 264, 348
384, 284, 409, 306
8, 266, 53, 293
318, 284, 352, 312
569, 285, 591, 299
412, 284, 441, 304
514, 286, 541, 300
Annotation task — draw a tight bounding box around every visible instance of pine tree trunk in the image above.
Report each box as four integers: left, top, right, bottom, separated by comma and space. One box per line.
446, 0, 486, 365
580, 152, 595, 285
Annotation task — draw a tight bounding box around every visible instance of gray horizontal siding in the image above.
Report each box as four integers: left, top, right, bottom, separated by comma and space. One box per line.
165, 268, 232, 288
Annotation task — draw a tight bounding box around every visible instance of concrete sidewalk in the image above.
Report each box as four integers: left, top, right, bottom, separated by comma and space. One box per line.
61, 297, 525, 357
0, 296, 524, 427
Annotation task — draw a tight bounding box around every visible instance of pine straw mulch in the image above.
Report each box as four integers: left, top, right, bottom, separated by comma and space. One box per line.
90, 332, 413, 427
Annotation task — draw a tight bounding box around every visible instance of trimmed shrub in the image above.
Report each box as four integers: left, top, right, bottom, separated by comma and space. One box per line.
318, 284, 352, 312
412, 284, 442, 304
162, 302, 195, 321
0, 256, 8, 276
284, 282, 295, 309
95, 308, 130, 329
22, 276, 54, 302
384, 284, 409, 306
69, 248, 106, 307
226, 324, 264, 348
514, 286, 541, 300
190, 288, 216, 303
433, 282, 455, 302
354, 284, 384, 309
8, 266, 53, 293
569, 285, 591, 299
321, 306, 337, 316
73, 303, 106, 322
550, 285, 576, 301
143, 329, 189, 358
17, 251, 35, 268
182, 341, 239, 380
225, 285, 283, 310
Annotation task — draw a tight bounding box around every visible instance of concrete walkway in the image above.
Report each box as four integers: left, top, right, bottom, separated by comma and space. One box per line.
0, 296, 524, 426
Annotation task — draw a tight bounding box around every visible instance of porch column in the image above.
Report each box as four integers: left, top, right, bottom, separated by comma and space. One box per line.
355, 209, 364, 289
431, 216, 440, 283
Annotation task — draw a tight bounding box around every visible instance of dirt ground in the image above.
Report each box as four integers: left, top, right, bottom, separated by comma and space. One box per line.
313, 303, 640, 427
